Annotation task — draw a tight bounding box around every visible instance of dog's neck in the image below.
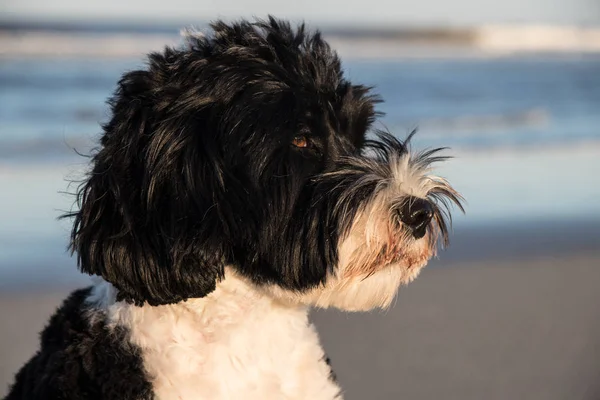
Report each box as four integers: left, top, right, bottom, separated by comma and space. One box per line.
89, 269, 309, 332
86, 271, 341, 400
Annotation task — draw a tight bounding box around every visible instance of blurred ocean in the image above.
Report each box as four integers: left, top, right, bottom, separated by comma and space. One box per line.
2, 55, 600, 155
1, 52, 600, 287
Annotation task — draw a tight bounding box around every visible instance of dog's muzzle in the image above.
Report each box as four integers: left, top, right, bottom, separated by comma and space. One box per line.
396, 196, 434, 239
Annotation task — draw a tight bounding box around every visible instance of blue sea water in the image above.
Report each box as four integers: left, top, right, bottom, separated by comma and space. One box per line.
1, 53, 599, 285
1, 55, 600, 156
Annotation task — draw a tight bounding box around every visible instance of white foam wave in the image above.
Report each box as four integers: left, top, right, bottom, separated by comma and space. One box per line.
2, 25, 600, 59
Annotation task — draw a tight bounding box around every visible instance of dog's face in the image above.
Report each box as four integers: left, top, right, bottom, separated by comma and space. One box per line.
68, 17, 463, 309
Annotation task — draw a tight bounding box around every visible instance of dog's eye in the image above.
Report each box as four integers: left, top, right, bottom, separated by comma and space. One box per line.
292, 135, 309, 148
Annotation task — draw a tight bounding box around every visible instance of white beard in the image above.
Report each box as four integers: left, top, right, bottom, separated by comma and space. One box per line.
268, 149, 458, 311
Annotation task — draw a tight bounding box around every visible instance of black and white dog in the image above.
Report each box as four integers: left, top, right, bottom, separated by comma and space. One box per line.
7, 17, 463, 400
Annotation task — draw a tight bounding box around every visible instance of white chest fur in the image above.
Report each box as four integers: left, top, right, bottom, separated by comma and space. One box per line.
87, 276, 342, 400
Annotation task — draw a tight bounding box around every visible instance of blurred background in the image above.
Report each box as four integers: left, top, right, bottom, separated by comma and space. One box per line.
1, 0, 599, 398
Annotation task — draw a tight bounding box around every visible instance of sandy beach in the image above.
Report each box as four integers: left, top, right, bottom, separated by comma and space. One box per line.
314, 252, 600, 400
2, 233, 599, 399
1, 155, 599, 398
1, 10, 600, 399
2, 49, 600, 399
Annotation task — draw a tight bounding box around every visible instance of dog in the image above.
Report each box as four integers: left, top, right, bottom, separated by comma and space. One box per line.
6, 17, 463, 400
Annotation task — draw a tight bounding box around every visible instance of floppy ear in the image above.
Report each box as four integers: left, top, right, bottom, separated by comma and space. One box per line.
66, 51, 228, 306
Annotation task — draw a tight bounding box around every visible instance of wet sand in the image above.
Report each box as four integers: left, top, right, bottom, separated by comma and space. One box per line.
313, 253, 600, 400
1, 242, 599, 399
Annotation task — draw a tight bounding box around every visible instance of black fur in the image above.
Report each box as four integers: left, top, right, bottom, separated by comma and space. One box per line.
64, 17, 379, 306
5, 288, 152, 400
7, 17, 462, 399
323, 356, 338, 383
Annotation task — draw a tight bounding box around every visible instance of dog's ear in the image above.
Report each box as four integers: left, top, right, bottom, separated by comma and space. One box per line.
66, 50, 228, 306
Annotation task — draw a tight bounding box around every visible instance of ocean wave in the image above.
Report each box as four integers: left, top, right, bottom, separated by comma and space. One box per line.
0, 136, 94, 159
2, 25, 600, 59
409, 108, 550, 134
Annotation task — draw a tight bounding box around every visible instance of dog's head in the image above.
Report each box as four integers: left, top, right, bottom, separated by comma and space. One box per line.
67, 17, 463, 309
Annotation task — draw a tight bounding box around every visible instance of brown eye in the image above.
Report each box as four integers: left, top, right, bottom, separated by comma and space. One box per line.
292, 135, 309, 148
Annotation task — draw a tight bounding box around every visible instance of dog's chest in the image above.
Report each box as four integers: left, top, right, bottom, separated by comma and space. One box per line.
109, 297, 341, 400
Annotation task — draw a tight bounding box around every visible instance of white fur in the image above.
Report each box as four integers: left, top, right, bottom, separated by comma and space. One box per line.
269, 151, 439, 311
87, 272, 342, 400
84, 150, 453, 399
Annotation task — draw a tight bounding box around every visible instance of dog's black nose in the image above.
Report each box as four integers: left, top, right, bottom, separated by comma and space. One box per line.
397, 197, 434, 239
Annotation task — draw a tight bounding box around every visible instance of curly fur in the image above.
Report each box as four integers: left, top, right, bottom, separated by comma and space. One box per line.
6, 17, 463, 400
5, 288, 152, 400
